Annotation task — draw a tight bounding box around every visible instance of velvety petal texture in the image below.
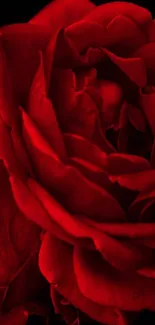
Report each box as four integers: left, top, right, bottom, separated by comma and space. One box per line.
1, 1, 155, 325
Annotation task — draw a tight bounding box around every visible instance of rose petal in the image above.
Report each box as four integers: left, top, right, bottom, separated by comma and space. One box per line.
21, 109, 125, 221
28, 178, 119, 240
0, 307, 28, 325
99, 80, 123, 129
105, 15, 146, 52
52, 29, 85, 68
103, 153, 150, 174
139, 89, 155, 135
85, 2, 152, 27
151, 139, 155, 167
39, 233, 128, 325
84, 217, 155, 238
134, 43, 155, 84
103, 49, 146, 87
64, 133, 107, 168
51, 289, 79, 325
127, 104, 147, 132
0, 39, 15, 126
28, 52, 67, 161
137, 266, 155, 278
64, 91, 98, 139
147, 19, 155, 42
2, 251, 45, 311
11, 175, 82, 247
1, 23, 51, 103
128, 188, 155, 221
74, 247, 155, 311
70, 157, 112, 191
50, 67, 76, 127
66, 15, 145, 53
11, 125, 33, 178
94, 234, 153, 271
109, 169, 155, 191
66, 21, 106, 52
30, 0, 95, 30
0, 163, 19, 286
0, 117, 26, 180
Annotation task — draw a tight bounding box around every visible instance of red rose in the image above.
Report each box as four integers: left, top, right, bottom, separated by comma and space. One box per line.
1, 1, 155, 324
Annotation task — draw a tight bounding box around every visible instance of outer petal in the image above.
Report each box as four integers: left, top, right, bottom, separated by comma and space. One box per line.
39, 233, 128, 325
66, 15, 146, 53
1, 23, 51, 104
74, 247, 155, 311
85, 2, 152, 27
9, 175, 79, 246
0, 39, 16, 127
30, 0, 95, 31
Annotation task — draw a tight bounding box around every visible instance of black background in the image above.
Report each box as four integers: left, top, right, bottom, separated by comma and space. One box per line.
0, 0, 155, 324
0, 0, 154, 26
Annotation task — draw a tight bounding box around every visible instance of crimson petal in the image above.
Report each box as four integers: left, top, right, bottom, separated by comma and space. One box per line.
21, 109, 125, 221
39, 233, 128, 325
109, 169, 155, 191
85, 2, 151, 27
30, 0, 95, 31
139, 89, 155, 135
0, 39, 15, 126
102, 49, 146, 87
0, 307, 28, 325
103, 153, 150, 174
74, 247, 155, 311
1, 24, 51, 104
28, 52, 67, 161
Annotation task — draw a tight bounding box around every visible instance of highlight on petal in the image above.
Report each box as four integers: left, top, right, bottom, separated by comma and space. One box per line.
74, 247, 155, 311
30, 0, 95, 31
39, 233, 128, 325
